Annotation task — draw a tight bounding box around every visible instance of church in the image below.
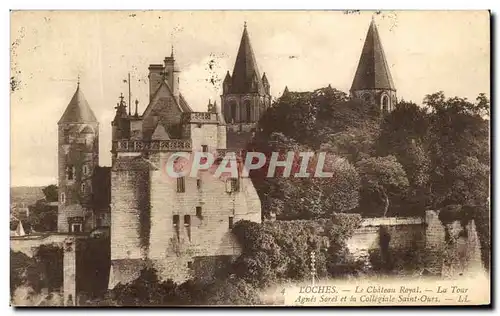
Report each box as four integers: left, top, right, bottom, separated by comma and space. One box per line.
56, 19, 396, 287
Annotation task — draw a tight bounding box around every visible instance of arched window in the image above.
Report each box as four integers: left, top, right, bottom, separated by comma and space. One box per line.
230, 101, 237, 123
60, 192, 66, 204
381, 95, 389, 113
245, 100, 251, 122
81, 182, 86, 194
82, 164, 89, 176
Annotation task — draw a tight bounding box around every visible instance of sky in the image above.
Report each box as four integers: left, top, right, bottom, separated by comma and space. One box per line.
10, 10, 490, 187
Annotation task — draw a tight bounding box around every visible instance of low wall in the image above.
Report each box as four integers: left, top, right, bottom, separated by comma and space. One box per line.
346, 210, 484, 276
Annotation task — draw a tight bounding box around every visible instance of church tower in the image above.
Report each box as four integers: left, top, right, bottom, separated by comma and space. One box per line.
57, 82, 99, 233
350, 19, 397, 113
221, 23, 271, 150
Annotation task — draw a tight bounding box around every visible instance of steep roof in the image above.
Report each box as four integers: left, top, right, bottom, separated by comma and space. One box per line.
350, 20, 396, 92
58, 85, 98, 124
230, 24, 264, 94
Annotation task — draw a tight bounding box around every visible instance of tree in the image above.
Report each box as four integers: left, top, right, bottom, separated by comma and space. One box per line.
424, 91, 489, 208
28, 200, 58, 232
356, 155, 409, 217
449, 156, 489, 206
42, 185, 58, 203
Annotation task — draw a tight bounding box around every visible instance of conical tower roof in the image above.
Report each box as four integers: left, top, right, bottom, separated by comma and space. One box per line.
350, 20, 395, 92
58, 84, 98, 124
230, 23, 263, 94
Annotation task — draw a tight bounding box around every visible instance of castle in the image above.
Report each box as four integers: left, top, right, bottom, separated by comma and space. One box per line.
55, 20, 397, 288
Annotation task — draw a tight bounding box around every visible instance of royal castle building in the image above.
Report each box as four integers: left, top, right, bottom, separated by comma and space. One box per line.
56, 19, 396, 288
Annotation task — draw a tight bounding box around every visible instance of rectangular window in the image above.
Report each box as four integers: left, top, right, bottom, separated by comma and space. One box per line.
71, 223, 82, 233
177, 177, 185, 193
66, 165, 74, 180
184, 215, 191, 241
184, 215, 191, 226
197, 179, 202, 190
173, 215, 180, 241
196, 206, 202, 218
231, 178, 240, 192
187, 261, 193, 269
202, 145, 208, 152
229, 216, 234, 229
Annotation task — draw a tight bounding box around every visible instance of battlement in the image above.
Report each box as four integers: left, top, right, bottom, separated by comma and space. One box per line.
112, 139, 192, 152
182, 112, 219, 124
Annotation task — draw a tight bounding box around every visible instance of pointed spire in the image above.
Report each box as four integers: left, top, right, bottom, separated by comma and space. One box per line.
134, 99, 139, 117
223, 70, 232, 82
350, 19, 395, 92
230, 23, 263, 94
77, 74, 80, 87
214, 100, 226, 125
283, 86, 290, 96
58, 83, 98, 124
171, 44, 174, 58
262, 72, 269, 85
207, 98, 215, 113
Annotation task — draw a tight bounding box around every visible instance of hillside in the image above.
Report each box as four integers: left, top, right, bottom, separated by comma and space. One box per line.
10, 186, 45, 205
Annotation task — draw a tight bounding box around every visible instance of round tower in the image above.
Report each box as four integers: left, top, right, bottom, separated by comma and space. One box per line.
57, 82, 99, 233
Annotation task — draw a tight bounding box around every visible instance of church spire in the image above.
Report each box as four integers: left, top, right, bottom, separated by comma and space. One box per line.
350, 19, 395, 92
230, 22, 263, 94
350, 19, 397, 113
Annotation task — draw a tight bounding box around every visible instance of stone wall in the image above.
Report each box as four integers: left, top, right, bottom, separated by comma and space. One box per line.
10, 234, 87, 306
147, 152, 261, 283
346, 211, 484, 276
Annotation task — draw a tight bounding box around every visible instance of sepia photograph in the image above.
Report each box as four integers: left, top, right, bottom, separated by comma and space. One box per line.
9, 10, 491, 307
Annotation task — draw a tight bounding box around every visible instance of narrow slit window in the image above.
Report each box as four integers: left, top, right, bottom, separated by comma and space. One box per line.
229, 216, 234, 229
197, 179, 202, 190
177, 177, 185, 193
184, 215, 191, 241
173, 215, 180, 240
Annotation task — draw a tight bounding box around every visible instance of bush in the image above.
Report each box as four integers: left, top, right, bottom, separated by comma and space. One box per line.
232, 214, 362, 288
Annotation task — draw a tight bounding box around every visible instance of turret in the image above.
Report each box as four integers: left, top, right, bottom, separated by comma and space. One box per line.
57, 82, 99, 233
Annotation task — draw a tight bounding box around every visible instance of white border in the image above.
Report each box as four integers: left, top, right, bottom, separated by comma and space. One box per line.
3, 1, 498, 315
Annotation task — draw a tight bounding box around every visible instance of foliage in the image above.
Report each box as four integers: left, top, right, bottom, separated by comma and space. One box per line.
42, 185, 58, 203
449, 157, 489, 206
356, 155, 409, 216
100, 268, 261, 306
424, 91, 489, 208
232, 215, 362, 288
248, 132, 360, 220
10, 250, 37, 297
27, 200, 58, 232
10, 244, 63, 299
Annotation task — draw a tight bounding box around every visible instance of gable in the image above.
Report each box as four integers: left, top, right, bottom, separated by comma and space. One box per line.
151, 122, 171, 140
